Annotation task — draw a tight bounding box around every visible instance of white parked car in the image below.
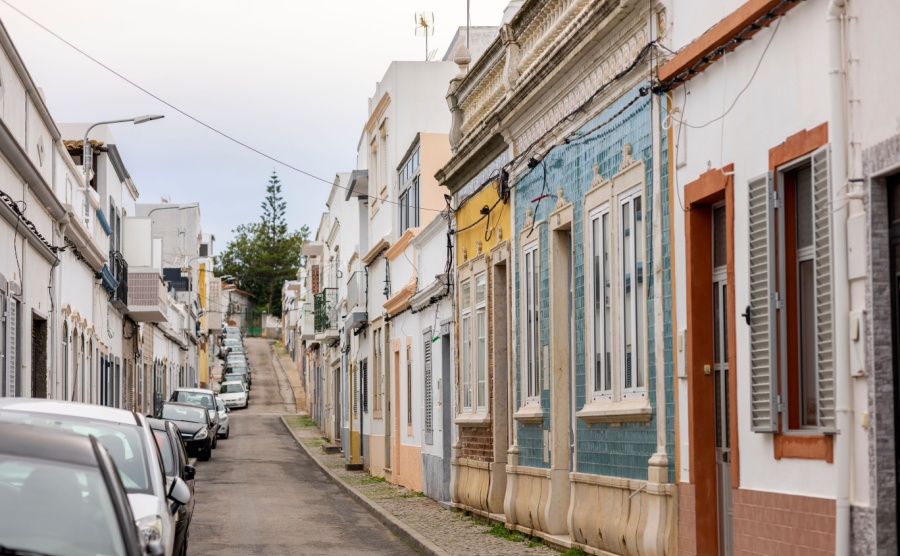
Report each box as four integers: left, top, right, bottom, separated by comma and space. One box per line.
215, 398, 230, 439
217, 381, 248, 409
0, 398, 190, 556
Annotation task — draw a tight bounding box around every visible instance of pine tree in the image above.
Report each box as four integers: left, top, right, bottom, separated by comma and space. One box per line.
216, 171, 308, 317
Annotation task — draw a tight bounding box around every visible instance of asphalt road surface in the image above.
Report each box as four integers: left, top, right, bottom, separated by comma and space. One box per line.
188, 338, 417, 556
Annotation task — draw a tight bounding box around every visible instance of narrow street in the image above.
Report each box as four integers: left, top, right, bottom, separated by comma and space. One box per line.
188, 338, 417, 556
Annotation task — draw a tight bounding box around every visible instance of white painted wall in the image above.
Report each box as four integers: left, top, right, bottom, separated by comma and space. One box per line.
670, 0, 845, 498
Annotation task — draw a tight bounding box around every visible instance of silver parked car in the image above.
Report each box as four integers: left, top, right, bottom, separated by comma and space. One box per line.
0, 398, 190, 556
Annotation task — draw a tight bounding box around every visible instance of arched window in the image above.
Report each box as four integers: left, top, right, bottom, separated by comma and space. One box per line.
87, 339, 94, 404
80, 334, 86, 402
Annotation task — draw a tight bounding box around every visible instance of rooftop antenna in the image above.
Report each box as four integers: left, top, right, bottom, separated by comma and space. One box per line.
415, 12, 437, 61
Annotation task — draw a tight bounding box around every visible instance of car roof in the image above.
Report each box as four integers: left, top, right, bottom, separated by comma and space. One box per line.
172, 387, 215, 395
0, 422, 102, 467
162, 401, 208, 411
220, 381, 245, 386
0, 398, 140, 426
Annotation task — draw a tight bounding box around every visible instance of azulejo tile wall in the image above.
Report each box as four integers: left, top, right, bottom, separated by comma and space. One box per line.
513, 82, 674, 481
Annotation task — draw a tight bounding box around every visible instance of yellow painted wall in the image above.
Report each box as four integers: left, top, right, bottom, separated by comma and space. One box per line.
199, 263, 209, 387
456, 182, 510, 263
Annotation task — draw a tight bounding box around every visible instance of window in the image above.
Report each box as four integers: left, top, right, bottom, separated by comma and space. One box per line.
747, 145, 834, 433
406, 344, 413, 427
423, 329, 434, 441
460, 279, 472, 410
589, 208, 613, 399
361, 358, 369, 413
62, 323, 69, 400
373, 328, 382, 414
399, 146, 421, 233
620, 189, 645, 396
475, 273, 487, 410
523, 242, 541, 403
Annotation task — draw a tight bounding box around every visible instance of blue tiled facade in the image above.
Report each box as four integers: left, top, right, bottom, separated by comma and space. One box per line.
513, 83, 674, 481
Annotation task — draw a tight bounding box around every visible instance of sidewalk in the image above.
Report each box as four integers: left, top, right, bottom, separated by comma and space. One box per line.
281, 415, 561, 556
272, 342, 307, 411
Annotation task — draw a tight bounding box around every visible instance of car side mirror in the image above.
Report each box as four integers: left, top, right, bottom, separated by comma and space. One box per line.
225, 407, 230, 413
183, 464, 196, 481
167, 476, 192, 507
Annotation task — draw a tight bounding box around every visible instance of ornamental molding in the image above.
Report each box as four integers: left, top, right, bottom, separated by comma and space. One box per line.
513, 26, 648, 154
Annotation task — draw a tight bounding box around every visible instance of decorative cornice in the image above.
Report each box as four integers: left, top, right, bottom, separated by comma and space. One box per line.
361, 237, 391, 265
365, 93, 392, 135
385, 227, 420, 261
383, 278, 417, 315
409, 274, 450, 312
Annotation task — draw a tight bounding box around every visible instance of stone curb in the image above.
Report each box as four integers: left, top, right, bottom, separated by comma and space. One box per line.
280, 416, 451, 556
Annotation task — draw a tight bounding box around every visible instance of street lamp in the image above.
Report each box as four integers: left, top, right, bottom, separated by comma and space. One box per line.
82, 115, 165, 179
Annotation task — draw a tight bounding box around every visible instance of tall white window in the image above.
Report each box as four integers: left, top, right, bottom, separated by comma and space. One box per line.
475, 273, 487, 410
62, 323, 69, 400
589, 207, 613, 399
620, 189, 645, 396
523, 241, 541, 403
460, 279, 472, 410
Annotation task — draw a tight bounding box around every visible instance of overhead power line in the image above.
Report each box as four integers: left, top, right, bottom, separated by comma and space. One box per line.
0, 0, 442, 212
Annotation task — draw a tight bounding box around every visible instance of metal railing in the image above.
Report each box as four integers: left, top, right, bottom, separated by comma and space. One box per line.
314, 287, 338, 333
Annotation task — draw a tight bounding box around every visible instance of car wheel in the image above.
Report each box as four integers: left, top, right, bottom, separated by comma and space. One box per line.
199, 450, 210, 462
212, 434, 218, 449
223, 426, 230, 439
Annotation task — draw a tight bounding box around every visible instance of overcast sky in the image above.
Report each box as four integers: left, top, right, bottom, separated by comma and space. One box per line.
1, 0, 511, 248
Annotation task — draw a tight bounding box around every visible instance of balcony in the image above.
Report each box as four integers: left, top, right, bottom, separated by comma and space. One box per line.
299, 302, 315, 341
110, 251, 128, 311
346, 271, 367, 332
127, 270, 168, 323
314, 287, 339, 342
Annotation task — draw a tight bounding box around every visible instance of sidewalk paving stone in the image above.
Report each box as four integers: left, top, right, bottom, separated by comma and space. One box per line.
282, 415, 561, 556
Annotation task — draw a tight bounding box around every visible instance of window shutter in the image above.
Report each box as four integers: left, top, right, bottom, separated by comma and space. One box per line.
361, 359, 369, 413
811, 146, 836, 432
747, 173, 778, 432
6, 297, 17, 397
423, 329, 433, 444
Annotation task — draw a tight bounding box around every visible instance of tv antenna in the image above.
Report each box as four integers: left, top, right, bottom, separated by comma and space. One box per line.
415, 12, 437, 61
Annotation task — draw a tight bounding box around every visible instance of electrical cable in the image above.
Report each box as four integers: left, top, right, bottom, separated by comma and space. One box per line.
662, 9, 784, 129
0, 0, 443, 213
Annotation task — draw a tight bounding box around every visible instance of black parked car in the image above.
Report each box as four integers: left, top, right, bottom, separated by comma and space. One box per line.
156, 402, 214, 462
149, 418, 196, 556
0, 422, 158, 556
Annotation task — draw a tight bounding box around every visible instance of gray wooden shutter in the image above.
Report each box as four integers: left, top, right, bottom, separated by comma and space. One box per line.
423, 329, 434, 444
6, 297, 17, 397
748, 173, 779, 432
811, 146, 836, 431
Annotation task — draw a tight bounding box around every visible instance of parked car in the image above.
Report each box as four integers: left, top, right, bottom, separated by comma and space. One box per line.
224, 346, 246, 359
220, 372, 250, 393
0, 398, 189, 556
222, 325, 242, 338
0, 422, 159, 556
215, 398, 230, 439
217, 381, 249, 409
156, 403, 215, 462
148, 419, 195, 556
224, 364, 251, 385
169, 388, 220, 443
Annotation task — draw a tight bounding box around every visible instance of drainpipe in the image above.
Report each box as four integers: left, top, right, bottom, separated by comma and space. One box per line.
827, 1, 851, 555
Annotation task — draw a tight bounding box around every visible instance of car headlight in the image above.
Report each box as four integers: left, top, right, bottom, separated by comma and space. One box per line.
137, 515, 163, 544
194, 428, 209, 440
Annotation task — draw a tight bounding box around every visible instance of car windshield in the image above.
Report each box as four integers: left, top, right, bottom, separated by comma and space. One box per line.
152, 430, 175, 476
0, 456, 128, 556
0, 411, 153, 495
224, 374, 245, 382
219, 383, 245, 394
160, 405, 207, 424
172, 391, 215, 410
